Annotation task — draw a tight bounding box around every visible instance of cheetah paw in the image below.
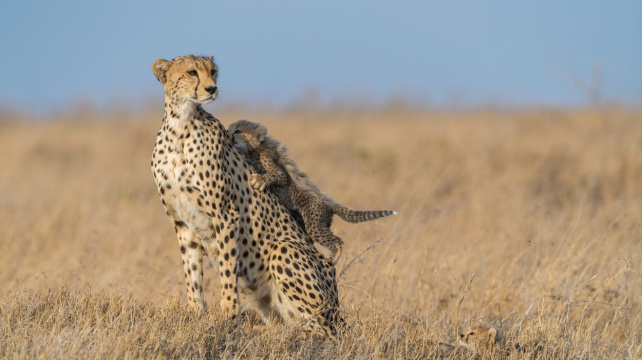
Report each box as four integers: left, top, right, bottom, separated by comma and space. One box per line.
330, 246, 343, 265
250, 174, 266, 191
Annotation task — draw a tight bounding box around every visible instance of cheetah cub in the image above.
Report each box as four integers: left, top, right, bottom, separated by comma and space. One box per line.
228, 119, 396, 264
459, 325, 540, 357
459, 325, 502, 352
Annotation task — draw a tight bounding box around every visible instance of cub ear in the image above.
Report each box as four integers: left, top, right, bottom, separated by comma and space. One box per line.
208, 56, 214, 62
487, 327, 497, 342
152, 59, 171, 84
256, 125, 267, 142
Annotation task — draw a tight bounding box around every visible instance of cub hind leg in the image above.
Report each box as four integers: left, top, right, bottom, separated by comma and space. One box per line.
301, 202, 344, 264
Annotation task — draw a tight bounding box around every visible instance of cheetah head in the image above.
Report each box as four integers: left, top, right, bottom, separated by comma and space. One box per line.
459, 325, 498, 350
227, 119, 267, 155
152, 55, 219, 112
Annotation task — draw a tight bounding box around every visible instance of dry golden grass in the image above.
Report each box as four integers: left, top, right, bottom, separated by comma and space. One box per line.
1, 106, 641, 359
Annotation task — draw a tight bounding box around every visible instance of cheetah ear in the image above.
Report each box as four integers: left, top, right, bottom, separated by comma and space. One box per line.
256, 125, 267, 142
487, 327, 497, 342
208, 56, 214, 62
152, 59, 171, 84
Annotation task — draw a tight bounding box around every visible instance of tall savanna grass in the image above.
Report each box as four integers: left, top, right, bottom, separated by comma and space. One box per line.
1, 105, 640, 358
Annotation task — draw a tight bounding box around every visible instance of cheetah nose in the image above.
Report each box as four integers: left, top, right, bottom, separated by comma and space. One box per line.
205, 86, 217, 95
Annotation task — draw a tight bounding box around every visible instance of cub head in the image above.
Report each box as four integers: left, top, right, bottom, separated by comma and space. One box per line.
227, 120, 267, 155
459, 325, 498, 350
152, 55, 219, 106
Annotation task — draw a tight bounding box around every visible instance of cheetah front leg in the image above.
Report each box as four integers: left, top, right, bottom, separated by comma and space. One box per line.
250, 153, 288, 191
174, 224, 206, 312
214, 207, 242, 320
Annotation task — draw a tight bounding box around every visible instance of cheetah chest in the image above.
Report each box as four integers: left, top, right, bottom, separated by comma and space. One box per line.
153, 137, 212, 233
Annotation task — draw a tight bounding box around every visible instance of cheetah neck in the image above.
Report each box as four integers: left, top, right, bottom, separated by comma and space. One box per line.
159, 97, 223, 152
154, 94, 229, 207
164, 97, 200, 122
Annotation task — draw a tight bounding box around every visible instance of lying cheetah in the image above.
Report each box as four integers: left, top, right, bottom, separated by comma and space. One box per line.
227, 119, 397, 264
150, 55, 342, 338
459, 325, 540, 357
459, 325, 501, 352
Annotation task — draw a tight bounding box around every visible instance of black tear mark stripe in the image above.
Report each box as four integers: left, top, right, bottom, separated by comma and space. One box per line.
193, 71, 200, 99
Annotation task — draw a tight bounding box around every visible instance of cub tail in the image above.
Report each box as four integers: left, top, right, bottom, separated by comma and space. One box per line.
334, 206, 397, 223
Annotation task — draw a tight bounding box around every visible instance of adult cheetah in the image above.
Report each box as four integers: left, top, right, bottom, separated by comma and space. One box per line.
150, 55, 341, 338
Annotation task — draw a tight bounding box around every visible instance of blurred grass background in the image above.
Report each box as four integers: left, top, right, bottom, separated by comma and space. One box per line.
0, 105, 641, 358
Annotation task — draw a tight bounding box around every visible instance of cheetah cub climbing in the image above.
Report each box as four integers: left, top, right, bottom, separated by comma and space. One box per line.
228, 119, 396, 264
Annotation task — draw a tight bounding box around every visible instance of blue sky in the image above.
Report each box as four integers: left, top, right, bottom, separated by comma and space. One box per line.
1, 1, 641, 112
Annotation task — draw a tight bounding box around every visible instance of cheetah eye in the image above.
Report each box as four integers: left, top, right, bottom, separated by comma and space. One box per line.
211, 69, 217, 77
187, 70, 197, 77
469, 331, 475, 336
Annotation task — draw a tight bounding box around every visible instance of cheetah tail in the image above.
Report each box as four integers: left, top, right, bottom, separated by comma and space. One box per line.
333, 206, 397, 223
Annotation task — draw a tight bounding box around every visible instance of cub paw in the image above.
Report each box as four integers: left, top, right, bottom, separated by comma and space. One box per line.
250, 174, 266, 191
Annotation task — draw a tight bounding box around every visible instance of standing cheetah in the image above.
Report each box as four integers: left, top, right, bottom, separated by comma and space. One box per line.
150, 55, 341, 338
228, 119, 397, 264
